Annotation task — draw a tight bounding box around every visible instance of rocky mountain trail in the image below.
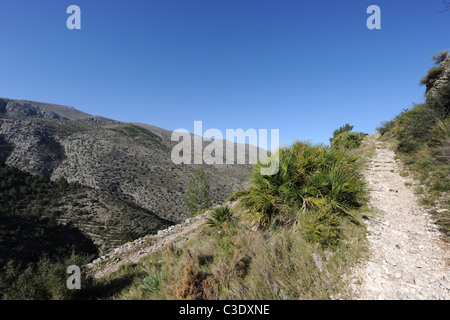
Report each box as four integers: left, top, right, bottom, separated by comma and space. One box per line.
349, 135, 450, 300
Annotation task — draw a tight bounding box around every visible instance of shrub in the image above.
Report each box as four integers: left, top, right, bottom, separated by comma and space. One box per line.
174, 264, 213, 300
427, 82, 450, 119
331, 132, 367, 149
394, 104, 438, 152
226, 189, 248, 202
185, 168, 212, 217
300, 205, 341, 248
420, 66, 445, 92
237, 141, 366, 228
0, 253, 93, 300
376, 120, 395, 135
140, 272, 163, 294
206, 206, 234, 228
431, 50, 448, 65
329, 123, 354, 144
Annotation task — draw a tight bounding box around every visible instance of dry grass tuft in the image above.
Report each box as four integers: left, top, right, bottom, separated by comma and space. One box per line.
175, 263, 217, 300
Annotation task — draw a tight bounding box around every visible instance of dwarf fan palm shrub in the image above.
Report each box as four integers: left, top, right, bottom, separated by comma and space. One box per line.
237, 141, 366, 228
141, 272, 163, 294
206, 206, 234, 227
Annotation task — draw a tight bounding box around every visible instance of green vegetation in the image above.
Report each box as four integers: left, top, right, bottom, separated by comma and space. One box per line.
205, 205, 234, 228
0, 95, 375, 300
330, 124, 368, 150
92, 205, 367, 300
0, 253, 93, 300
0, 135, 13, 162
140, 272, 163, 294
331, 131, 368, 150
0, 162, 98, 271
110, 124, 163, 146
236, 141, 366, 235
185, 168, 212, 217
85, 140, 371, 300
0, 162, 83, 215
0, 161, 170, 252
0, 161, 172, 300
330, 123, 354, 144
377, 50, 450, 237
0, 135, 371, 300
420, 50, 448, 92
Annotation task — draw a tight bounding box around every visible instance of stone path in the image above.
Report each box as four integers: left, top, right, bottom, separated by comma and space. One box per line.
87, 210, 211, 279
349, 136, 450, 300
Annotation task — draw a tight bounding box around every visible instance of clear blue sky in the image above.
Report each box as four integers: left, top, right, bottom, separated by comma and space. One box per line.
1, 0, 449, 146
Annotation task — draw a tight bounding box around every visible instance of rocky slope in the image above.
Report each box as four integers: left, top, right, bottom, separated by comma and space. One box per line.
428, 54, 450, 99
0, 160, 173, 267
0, 97, 256, 255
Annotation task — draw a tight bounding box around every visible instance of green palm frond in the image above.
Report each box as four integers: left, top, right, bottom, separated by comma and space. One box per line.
206, 206, 233, 227
239, 140, 366, 228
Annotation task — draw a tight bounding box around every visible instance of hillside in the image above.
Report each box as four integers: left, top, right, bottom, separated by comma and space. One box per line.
0, 97, 258, 269
77, 135, 449, 301
0, 98, 256, 222
79, 138, 373, 300
0, 160, 173, 269
63, 51, 449, 300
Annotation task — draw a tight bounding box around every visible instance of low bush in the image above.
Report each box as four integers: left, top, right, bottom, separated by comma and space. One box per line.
0, 253, 93, 300
206, 206, 234, 228
331, 132, 368, 150
235, 141, 366, 231
299, 205, 341, 248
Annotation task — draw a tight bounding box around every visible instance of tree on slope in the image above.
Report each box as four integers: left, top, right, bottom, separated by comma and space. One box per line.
185, 168, 212, 216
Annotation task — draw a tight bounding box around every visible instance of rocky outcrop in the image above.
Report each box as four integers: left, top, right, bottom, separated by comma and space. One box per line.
427, 56, 450, 99
0, 119, 65, 178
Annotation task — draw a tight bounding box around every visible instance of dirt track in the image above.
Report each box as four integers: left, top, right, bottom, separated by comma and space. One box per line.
349, 135, 449, 300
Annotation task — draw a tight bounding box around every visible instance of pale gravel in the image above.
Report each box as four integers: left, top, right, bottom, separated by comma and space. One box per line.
349, 135, 450, 300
